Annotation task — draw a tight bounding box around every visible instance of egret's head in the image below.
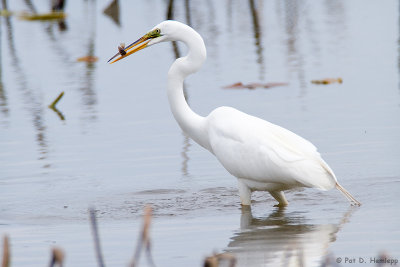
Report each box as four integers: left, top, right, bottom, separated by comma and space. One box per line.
108, 21, 176, 64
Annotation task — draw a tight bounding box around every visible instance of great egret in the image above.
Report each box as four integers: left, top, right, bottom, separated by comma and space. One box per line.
108, 20, 361, 207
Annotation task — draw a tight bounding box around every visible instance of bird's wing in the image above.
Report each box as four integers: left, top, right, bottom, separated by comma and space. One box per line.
207, 107, 336, 190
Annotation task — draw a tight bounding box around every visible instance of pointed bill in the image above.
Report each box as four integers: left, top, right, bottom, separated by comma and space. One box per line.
107, 36, 151, 64
108, 28, 162, 64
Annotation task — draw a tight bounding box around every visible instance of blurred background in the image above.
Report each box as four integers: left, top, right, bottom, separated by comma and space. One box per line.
0, 0, 399, 266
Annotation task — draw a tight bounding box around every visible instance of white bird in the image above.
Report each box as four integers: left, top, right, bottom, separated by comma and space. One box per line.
108, 20, 361, 207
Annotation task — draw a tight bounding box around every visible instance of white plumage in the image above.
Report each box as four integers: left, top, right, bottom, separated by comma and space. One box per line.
206, 106, 337, 205
109, 20, 361, 207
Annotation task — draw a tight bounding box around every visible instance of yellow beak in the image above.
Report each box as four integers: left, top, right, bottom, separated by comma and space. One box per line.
107, 36, 151, 64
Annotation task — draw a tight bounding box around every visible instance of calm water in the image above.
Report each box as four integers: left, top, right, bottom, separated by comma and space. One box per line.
1, 1, 400, 266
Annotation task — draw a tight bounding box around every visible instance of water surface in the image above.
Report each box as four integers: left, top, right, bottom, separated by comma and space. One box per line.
1, 1, 399, 266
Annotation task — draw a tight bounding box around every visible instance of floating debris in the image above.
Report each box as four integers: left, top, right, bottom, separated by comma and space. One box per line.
0, 10, 13, 17
19, 12, 66, 21
0, 214, 396, 266
48, 92, 64, 109
311, 78, 343, 85
48, 92, 65, 121
118, 43, 127, 56
77, 56, 99, 63
204, 252, 236, 267
223, 82, 288, 90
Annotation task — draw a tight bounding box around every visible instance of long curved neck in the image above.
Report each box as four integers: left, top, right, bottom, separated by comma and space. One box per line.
167, 24, 211, 151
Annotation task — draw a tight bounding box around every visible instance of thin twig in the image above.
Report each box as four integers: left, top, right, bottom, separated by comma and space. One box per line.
1, 236, 10, 267
48, 91, 65, 120
48, 91, 64, 109
130, 205, 156, 267
89, 207, 106, 267
49, 247, 64, 267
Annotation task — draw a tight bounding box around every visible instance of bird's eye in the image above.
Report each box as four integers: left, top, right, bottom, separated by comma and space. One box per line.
155, 28, 161, 34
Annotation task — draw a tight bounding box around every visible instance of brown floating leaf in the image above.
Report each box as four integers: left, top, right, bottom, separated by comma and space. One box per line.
19, 12, 66, 21
223, 82, 288, 90
77, 56, 99, 63
262, 82, 289, 88
311, 78, 343, 85
223, 82, 245, 89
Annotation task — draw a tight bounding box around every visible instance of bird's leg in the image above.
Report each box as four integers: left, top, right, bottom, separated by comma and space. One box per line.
237, 179, 251, 206
269, 191, 289, 207
335, 183, 361, 206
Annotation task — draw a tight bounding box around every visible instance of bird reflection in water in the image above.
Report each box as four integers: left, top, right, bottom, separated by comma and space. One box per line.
226, 206, 356, 267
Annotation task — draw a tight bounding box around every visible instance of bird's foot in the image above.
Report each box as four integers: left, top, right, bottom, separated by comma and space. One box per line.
270, 191, 289, 207
273, 203, 288, 208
